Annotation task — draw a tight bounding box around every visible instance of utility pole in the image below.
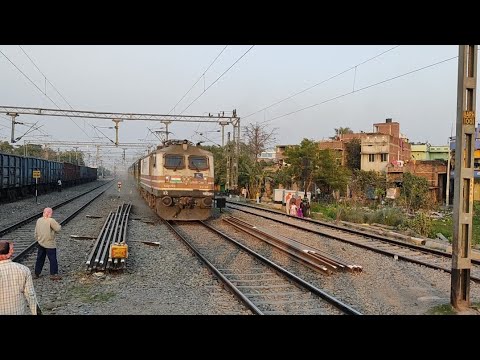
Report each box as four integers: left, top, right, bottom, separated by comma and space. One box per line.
161, 121, 172, 141
446, 137, 452, 206
74, 147, 79, 164
230, 110, 240, 190
122, 148, 126, 165
57, 148, 60, 162
24, 140, 27, 157
219, 121, 229, 147
7, 112, 18, 143
96, 145, 100, 167
451, 45, 477, 310
226, 131, 231, 191
112, 119, 123, 146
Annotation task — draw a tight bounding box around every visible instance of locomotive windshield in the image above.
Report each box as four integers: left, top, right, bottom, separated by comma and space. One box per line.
188, 156, 209, 171
164, 155, 185, 170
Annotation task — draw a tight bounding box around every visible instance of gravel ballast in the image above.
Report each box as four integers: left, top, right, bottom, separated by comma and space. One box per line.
210, 208, 480, 315
20, 175, 249, 315
10, 177, 480, 315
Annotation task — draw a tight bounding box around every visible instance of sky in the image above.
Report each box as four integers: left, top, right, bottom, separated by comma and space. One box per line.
0, 45, 476, 168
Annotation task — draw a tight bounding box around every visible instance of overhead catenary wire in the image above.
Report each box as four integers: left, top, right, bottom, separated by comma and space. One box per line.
260, 54, 458, 125
180, 45, 255, 115
168, 45, 228, 115
18, 46, 75, 109
1, 110, 53, 141
149, 46, 229, 144
243, 45, 401, 121
18, 46, 115, 144
0, 48, 93, 141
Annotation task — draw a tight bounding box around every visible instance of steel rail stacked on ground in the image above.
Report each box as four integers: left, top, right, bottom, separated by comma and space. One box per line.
86, 203, 132, 272
226, 201, 480, 283
223, 215, 362, 274
165, 220, 362, 315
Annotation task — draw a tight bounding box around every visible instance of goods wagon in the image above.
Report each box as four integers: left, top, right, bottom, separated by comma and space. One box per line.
0, 151, 97, 202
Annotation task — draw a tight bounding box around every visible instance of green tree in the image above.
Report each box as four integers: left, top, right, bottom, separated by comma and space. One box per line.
401, 172, 431, 211
13, 144, 44, 158
283, 138, 350, 195
330, 127, 353, 139
271, 166, 293, 190
284, 138, 318, 192
314, 149, 351, 195
350, 169, 386, 200
199, 144, 225, 187
345, 138, 361, 170
0, 141, 14, 154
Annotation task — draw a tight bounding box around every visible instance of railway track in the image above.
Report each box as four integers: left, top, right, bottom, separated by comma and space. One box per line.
226, 201, 480, 283
0, 181, 114, 263
165, 220, 361, 315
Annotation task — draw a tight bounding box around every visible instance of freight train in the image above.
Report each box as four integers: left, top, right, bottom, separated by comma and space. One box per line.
129, 139, 214, 221
0, 151, 97, 201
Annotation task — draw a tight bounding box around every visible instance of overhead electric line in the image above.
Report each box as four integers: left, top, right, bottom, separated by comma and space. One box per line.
261, 54, 458, 124
243, 45, 401, 121
19, 46, 115, 143
0, 48, 98, 142
168, 45, 228, 115
180, 45, 255, 114
18, 46, 75, 109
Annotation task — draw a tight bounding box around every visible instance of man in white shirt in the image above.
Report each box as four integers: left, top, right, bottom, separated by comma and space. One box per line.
0, 241, 38, 315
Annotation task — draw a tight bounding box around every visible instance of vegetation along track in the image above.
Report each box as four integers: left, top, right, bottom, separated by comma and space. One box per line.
0, 181, 114, 262
165, 220, 361, 315
226, 201, 480, 283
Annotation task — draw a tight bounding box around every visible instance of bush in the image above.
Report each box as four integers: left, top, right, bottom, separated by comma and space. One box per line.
371, 208, 404, 227
311, 203, 337, 219
401, 211, 432, 237
337, 207, 365, 223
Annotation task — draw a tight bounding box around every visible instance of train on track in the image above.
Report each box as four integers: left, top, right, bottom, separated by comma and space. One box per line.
129, 139, 214, 221
0, 151, 97, 202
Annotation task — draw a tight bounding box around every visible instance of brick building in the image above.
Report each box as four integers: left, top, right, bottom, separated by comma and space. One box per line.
317, 132, 367, 166
361, 119, 411, 173
387, 159, 447, 203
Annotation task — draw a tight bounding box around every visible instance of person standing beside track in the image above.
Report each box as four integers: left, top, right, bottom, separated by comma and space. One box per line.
0, 241, 39, 315
34, 208, 62, 280
285, 193, 292, 214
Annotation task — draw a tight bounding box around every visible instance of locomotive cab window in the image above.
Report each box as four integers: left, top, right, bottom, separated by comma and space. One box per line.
164, 155, 185, 170
188, 156, 209, 171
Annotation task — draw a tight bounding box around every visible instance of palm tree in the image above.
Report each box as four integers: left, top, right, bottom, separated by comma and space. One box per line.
330, 127, 354, 140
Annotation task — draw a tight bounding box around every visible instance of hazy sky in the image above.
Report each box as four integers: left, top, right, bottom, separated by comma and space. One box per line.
0, 45, 475, 166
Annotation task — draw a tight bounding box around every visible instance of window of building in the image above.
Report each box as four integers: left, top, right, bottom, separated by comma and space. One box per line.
368, 154, 375, 162
381, 153, 388, 162
164, 155, 185, 170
